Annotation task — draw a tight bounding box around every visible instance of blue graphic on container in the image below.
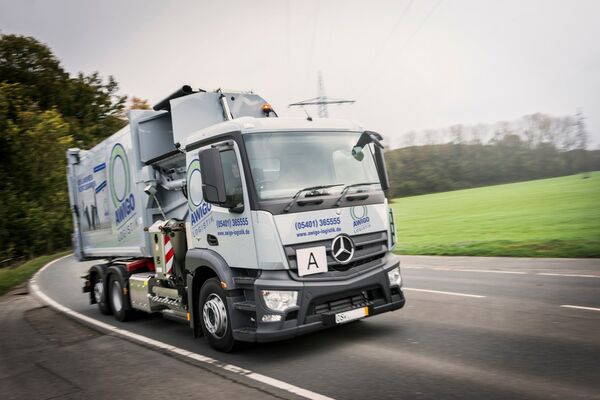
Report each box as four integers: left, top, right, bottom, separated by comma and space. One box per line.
109, 143, 137, 241
93, 163, 106, 173
95, 180, 107, 193
77, 174, 95, 192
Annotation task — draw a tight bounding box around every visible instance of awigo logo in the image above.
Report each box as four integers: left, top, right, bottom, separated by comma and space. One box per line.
186, 159, 212, 225
351, 205, 370, 228
110, 143, 135, 225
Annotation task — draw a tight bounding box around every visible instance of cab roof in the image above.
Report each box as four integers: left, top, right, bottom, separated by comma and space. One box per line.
184, 117, 365, 149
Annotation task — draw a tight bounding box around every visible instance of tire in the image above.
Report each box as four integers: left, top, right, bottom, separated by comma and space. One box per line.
108, 274, 133, 322
199, 278, 238, 352
92, 274, 111, 315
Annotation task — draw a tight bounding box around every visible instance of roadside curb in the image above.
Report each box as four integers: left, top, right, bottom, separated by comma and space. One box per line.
29, 254, 334, 400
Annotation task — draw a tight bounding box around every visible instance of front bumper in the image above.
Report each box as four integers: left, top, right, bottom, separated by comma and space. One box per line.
231, 254, 405, 343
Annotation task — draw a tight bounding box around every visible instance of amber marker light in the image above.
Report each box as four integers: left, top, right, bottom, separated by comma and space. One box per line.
261, 103, 273, 114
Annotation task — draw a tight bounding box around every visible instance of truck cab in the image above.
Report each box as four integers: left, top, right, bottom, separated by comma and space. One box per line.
70, 87, 404, 352
183, 117, 405, 349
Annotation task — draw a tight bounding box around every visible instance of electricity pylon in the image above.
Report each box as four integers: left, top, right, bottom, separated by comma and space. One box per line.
289, 71, 355, 118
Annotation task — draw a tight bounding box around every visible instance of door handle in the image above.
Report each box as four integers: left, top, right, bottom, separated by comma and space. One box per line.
207, 234, 219, 246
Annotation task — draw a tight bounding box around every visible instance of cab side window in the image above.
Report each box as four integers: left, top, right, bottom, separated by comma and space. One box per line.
219, 149, 244, 207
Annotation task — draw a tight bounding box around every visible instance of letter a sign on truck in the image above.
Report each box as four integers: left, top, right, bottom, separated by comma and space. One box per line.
296, 246, 328, 276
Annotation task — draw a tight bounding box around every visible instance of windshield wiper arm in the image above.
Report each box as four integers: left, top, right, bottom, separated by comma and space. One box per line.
283, 184, 344, 213
334, 182, 379, 207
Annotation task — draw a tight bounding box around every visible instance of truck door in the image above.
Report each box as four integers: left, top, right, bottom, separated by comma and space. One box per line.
186, 140, 258, 268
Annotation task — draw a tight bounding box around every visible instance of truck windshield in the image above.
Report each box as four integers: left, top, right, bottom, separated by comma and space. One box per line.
244, 131, 381, 200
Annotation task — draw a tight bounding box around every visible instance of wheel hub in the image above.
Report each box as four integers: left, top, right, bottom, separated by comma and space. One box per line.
94, 281, 104, 304
111, 281, 123, 312
202, 293, 228, 339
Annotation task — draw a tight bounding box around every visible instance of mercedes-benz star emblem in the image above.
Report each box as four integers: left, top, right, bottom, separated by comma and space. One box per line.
331, 235, 355, 264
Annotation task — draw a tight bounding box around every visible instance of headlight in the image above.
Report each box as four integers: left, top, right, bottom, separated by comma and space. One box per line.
387, 266, 402, 287
261, 290, 298, 312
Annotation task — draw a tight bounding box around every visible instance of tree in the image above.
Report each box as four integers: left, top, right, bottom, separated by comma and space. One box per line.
575, 110, 589, 150
449, 124, 465, 144
64, 71, 127, 145
0, 34, 68, 110
0, 34, 131, 259
403, 131, 417, 147
129, 96, 151, 110
574, 110, 590, 176
385, 111, 599, 198
0, 34, 127, 147
0, 87, 73, 256
116, 96, 152, 119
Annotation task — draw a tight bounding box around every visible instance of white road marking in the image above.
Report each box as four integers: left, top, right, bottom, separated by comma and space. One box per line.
29, 255, 334, 400
453, 269, 526, 275
415, 266, 525, 274
560, 305, 600, 312
538, 273, 600, 279
407, 267, 600, 278
403, 287, 486, 298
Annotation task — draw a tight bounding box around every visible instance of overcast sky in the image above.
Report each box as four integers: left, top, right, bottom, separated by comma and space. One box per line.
1, 0, 599, 148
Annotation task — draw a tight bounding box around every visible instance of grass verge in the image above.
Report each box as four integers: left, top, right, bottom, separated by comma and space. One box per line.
391, 173, 600, 258
0, 250, 70, 296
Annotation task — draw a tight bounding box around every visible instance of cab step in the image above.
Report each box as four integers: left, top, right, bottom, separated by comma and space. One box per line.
233, 276, 256, 289
233, 300, 256, 314
234, 327, 256, 334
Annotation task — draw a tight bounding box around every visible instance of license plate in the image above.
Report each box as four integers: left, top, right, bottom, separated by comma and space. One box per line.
335, 306, 369, 324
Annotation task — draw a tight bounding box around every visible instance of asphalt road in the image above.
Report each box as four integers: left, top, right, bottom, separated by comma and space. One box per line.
36, 255, 600, 400
0, 293, 294, 400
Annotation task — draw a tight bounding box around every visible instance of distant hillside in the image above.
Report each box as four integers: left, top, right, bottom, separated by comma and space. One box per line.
385, 141, 600, 199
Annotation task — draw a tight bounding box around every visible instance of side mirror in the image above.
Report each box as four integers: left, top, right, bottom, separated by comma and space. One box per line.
354, 131, 390, 191
198, 148, 227, 205
373, 144, 390, 191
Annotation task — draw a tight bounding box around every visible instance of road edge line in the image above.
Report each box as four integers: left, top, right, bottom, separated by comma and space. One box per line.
403, 287, 486, 298
560, 305, 600, 312
29, 254, 335, 400
538, 273, 600, 279
454, 269, 526, 275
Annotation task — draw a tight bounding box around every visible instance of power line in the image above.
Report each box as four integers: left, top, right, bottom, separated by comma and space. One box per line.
358, 0, 415, 81
396, 0, 444, 55
358, 0, 444, 96
286, 0, 291, 99
304, 1, 320, 98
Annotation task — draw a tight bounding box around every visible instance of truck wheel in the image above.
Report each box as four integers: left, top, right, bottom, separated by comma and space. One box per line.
108, 274, 132, 322
199, 278, 238, 352
93, 274, 111, 315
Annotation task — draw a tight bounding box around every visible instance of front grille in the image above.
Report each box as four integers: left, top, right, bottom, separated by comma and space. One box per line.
285, 231, 388, 277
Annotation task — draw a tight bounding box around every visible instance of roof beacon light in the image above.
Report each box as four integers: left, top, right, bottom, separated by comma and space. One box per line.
261, 103, 273, 116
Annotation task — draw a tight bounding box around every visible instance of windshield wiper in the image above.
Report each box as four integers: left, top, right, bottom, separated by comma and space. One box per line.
283, 184, 344, 213
334, 182, 379, 207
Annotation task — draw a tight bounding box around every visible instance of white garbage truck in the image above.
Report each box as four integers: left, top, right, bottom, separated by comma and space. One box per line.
67, 85, 405, 351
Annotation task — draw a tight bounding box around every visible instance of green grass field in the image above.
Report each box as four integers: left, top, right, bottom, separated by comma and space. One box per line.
390, 173, 600, 258
0, 251, 69, 296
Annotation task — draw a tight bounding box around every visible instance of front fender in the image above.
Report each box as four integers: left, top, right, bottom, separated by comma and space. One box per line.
185, 248, 235, 288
